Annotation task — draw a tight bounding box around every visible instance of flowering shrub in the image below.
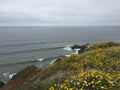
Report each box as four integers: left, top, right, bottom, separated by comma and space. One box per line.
88, 41, 120, 50
12, 42, 120, 90
49, 70, 119, 90
81, 48, 120, 73
67, 54, 81, 61
69, 63, 81, 71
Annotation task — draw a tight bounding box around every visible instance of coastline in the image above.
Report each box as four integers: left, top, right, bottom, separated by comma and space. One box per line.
1, 41, 120, 90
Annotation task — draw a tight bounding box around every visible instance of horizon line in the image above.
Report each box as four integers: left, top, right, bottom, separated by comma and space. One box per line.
0, 25, 120, 27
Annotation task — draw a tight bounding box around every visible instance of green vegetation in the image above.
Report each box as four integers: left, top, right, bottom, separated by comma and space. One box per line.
87, 41, 120, 50
2, 41, 120, 90
14, 65, 38, 79
50, 70, 119, 90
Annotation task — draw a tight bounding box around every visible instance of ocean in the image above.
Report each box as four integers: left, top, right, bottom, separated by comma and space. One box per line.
0, 26, 120, 82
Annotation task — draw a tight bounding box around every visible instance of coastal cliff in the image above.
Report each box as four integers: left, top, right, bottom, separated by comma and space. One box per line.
1, 41, 120, 90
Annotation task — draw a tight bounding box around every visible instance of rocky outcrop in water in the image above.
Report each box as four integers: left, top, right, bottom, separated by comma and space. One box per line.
71, 43, 90, 53
0, 81, 5, 88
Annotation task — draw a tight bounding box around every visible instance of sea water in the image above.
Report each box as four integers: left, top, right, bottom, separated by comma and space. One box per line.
0, 26, 120, 82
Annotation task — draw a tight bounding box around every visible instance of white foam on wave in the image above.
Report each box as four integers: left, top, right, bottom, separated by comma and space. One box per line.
3, 72, 16, 81
63, 45, 73, 51
50, 59, 57, 65
9, 73, 16, 79
65, 49, 80, 57
65, 54, 71, 57
64, 47, 80, 57
37, 58, 44, 62
3, 72, 9, 79
72, 49, 81, 54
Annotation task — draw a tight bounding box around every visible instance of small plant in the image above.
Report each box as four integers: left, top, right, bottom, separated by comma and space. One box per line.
49, 70, 119, 90
67, 54, 81, 61
4, 42, 120, 90
14, 65, 38, 79
88, 41, 120, 50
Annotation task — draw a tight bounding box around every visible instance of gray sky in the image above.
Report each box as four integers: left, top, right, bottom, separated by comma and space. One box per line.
0, 0, 120, 26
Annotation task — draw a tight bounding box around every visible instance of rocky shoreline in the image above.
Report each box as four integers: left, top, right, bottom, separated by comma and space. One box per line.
0, 41, 120, 90
0, 43, 92, 89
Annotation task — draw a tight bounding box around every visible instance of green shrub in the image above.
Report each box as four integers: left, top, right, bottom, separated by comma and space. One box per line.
7, 42, 120, 90
49, 70, 119, 90
14, 65, 38, 79
88, 41, 120, 50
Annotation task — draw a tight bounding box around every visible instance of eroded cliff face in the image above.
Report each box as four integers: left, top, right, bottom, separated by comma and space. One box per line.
0, 65, 42, 90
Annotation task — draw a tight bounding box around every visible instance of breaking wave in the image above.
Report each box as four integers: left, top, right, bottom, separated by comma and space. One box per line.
63, 45, 73, 51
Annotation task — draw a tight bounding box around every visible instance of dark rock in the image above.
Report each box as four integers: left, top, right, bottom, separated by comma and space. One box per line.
0, 81, 5, 88
78, 49, 84, 54
71, 45, 82, 49
71, 43, 90, 54
71, 43, 89, 50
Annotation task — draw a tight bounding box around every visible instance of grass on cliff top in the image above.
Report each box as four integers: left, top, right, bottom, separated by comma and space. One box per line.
87, 41, 120, 50
7, 41, 120, 90
14, 65, 38, 79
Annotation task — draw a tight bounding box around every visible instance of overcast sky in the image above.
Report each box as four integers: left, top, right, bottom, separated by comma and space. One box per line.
0, 0, 120, 26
